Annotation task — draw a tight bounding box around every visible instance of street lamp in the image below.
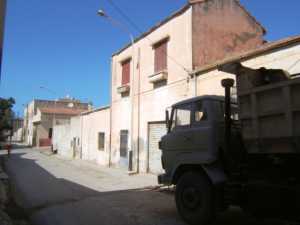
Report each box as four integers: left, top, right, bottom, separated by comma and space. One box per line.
97, 10, 134, 46
97, 9, 135, 172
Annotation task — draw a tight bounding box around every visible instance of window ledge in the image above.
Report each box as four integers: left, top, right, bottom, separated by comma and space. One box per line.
148, 70, 168, 83
117, 84, 130, 94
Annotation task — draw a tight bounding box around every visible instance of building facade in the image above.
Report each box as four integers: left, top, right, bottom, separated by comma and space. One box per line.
11, 118, 23, 142
24, 98, 91, 147
81, 107, 110, 166
53, 106, 110, 166
110, 0, 265, 173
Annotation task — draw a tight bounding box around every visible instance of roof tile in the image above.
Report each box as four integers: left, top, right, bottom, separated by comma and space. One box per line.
39, 107, 86, 116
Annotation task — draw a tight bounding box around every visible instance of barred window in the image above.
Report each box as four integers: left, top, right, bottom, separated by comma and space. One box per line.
98, 132, 105, 151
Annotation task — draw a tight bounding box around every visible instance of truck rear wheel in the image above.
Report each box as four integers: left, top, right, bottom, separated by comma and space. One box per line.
175, 171, 215, 225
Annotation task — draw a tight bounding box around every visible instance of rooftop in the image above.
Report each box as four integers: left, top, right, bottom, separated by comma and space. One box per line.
81, 106, 110, 116
112, 0, 265, 57
192, 35, 300, 76
39, 108, 86, 116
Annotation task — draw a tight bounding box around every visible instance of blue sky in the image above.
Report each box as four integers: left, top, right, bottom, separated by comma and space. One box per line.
0, 0, 299, 116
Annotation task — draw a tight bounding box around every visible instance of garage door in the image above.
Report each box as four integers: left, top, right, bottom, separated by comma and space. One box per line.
148, 122, 167, 174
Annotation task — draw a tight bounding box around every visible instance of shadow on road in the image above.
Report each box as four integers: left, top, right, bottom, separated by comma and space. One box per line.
0, 152, 290, 225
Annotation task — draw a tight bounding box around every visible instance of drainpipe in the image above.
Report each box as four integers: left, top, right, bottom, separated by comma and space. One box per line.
136, 47, 141, 173
129, 35, 135, 173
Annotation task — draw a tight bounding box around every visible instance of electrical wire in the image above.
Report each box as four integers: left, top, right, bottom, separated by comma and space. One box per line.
288, 58, 300, 72
106, 0, 191, 74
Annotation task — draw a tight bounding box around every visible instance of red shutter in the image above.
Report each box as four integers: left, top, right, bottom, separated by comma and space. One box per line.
154, 40, 167, 73
121, 59, 131, 85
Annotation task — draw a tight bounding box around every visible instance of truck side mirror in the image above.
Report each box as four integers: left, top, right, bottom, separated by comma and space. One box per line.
165, 110, 170, 131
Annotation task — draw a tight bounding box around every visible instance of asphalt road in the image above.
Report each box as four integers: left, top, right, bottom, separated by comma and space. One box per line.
1, 148, 291, 225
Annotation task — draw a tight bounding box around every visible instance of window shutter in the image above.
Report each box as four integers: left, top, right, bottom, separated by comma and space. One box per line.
154, 40, 167, 73
121, 59, 131, 85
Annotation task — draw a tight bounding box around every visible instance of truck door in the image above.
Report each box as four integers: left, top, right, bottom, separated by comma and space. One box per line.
190, 100, 214, 160
166, 103, 193, 151
166, 100, 215, 163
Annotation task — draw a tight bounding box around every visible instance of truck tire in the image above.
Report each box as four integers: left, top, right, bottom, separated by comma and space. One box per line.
175, 171, 215, 225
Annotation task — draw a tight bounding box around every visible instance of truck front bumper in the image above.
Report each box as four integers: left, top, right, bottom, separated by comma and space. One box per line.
158, 173, 172, 185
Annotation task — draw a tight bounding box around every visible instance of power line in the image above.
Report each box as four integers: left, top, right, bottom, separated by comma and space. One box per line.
288, 58, 300, 72
106, 0, 191, 74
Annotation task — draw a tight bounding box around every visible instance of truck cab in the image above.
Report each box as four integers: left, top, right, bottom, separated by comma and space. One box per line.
158, 95, 240, 225
159, 96, 225, 182
158, 66, 300, 225
159, 70, 300, 225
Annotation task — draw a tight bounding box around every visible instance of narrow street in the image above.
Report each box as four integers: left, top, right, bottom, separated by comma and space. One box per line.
2, 147, 185, 225
1, 147, 287, 225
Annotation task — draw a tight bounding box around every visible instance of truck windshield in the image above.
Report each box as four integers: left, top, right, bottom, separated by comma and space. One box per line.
171, 104, 191, 130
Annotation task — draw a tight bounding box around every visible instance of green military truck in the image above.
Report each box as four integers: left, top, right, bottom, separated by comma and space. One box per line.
158, 62, 300, 225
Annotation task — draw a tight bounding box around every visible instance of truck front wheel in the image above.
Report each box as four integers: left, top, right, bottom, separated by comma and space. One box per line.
175, 171, 215, 225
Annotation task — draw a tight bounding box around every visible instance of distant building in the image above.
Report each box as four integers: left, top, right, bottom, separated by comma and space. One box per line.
23, 97, 92, 147
52, 106, 110, 165
11, 118, 23, 142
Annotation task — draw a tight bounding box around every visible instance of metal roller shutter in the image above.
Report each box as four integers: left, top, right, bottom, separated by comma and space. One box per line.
148, 122, 167, 174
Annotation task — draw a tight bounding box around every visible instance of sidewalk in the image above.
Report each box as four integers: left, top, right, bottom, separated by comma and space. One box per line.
39, 149, 159, 191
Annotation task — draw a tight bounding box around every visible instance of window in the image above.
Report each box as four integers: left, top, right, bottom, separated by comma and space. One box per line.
120, 130, 128, 157
174, 105, 191, 129
154, 39, 168, 73
194, 102, 208, 123
48, 128, 53, 139
220, 102, 239, 121
121, 59, 131, 85
98, 132, 105, 151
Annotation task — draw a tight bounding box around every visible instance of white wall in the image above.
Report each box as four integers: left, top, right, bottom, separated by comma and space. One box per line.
53, 108, 110, 166
81, 108, 110, 166
12, 128, 23, 142
53, 116, 81, 158
53, 124, 72, 158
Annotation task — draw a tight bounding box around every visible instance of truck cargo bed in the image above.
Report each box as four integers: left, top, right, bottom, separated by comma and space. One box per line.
220, 63, 300, 153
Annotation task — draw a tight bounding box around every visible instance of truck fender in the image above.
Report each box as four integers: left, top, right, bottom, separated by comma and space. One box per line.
172, 163, 227, 186
201, 164, 228, 185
